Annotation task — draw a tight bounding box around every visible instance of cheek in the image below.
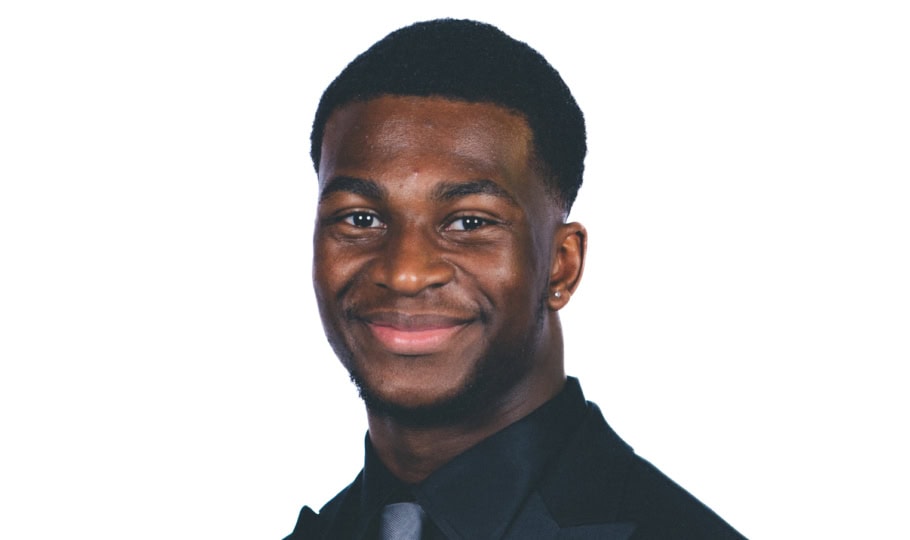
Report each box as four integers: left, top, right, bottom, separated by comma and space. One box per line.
313, 236, 361, 297
457, 239, 544, 305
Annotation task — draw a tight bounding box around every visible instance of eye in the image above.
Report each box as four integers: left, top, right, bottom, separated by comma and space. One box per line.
447, 216, 490, 231
342, 211, 385, 229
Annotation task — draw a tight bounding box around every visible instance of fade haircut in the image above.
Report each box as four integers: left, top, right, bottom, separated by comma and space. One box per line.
310, 19, 587, 213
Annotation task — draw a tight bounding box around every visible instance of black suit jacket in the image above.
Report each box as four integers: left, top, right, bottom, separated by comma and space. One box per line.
288, 397, 744, 539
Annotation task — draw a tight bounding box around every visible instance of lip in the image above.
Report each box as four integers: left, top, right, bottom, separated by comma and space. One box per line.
358, 312, 475, 356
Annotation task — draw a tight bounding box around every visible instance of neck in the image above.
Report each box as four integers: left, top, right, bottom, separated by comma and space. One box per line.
367, 325, 566, 484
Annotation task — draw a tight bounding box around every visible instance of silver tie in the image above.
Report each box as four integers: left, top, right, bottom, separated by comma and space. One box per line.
379, 502, 426, 540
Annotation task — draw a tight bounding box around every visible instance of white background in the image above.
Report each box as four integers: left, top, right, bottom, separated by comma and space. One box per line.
1, 1, 908, 538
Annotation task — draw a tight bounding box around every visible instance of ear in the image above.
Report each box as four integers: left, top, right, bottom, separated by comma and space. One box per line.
547, 222, 587, 311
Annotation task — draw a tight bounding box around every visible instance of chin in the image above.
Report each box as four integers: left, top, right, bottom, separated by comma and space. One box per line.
348, 362, 493, 428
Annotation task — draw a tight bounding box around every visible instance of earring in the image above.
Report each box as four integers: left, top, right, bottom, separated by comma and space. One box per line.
553, 290, 562, 299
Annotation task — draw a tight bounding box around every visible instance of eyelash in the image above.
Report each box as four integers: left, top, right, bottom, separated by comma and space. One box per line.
336, 212, 496, 232
446, 216, 492, 231
341, 211, 384, 229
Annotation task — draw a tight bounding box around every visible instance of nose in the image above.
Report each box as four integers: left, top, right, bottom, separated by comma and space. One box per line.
371, 226, 455, 295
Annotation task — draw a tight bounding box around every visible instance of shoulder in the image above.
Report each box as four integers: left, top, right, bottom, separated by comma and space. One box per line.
538, 403, 745, 540
283, 505, 320, 540
283, 473, 361, 540
619, 454, 745, 539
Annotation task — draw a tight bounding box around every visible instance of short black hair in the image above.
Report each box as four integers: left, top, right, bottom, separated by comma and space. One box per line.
310, 19, 587, 212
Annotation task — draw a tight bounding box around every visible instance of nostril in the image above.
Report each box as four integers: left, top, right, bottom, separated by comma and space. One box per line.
371, 240, 455, 295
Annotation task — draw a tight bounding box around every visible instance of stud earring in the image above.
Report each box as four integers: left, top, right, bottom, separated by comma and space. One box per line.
553, 290, 562, 299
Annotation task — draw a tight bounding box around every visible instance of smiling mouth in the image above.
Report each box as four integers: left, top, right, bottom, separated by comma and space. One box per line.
359, 312, 475, 356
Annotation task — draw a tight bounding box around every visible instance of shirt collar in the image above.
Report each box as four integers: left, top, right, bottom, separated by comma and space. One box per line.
359, 377, 589, 539
355, 436, 414, 539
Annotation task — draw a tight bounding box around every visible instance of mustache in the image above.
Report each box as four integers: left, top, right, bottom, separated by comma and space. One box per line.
354, 311, 475, 329
343, 300, 486, 326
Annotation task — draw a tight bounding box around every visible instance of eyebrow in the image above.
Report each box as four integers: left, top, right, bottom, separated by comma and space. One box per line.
319, 176, 387, 202
431, 179, 519, 207
318, 176, 519, 207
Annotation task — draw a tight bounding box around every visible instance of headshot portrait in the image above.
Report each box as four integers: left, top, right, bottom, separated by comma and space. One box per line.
287, 18, 744, 540
1, 2, 907, 540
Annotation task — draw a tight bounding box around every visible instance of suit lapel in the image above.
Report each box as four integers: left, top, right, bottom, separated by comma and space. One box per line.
502, 493, 559, 539
502, 404, 640, 540
556, 523, 637, 540
503, 492, 636, 540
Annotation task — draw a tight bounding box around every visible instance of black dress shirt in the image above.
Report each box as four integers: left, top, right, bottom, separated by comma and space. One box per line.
356, 377, 588, 539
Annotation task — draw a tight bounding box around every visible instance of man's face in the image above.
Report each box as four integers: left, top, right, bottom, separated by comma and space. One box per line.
314, 96, 567, 422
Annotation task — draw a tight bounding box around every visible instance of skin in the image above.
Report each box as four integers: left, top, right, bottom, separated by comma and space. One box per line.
314, 95, 586, 483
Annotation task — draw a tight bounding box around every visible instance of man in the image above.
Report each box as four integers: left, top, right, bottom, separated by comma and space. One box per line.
288, 19, 744, 539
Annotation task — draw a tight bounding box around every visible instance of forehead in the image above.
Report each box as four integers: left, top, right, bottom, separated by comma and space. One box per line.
319, 96, 535, 186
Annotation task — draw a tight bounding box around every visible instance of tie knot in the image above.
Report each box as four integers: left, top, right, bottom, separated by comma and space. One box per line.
379, 502, 426, 540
